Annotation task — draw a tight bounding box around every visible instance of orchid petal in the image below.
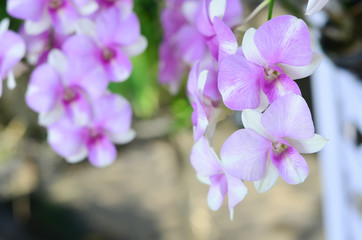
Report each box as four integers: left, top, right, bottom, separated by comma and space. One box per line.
0, 19, 10, 34
24, 16, 52, 35
279, 52, 323, 80
75, 18, 96, 37
104, 48, 132, 82
48, 49, 68, 73
7, 0, 45, 21
213, 17, 237, 67
107, 129, 136, 144
306, 0, 330, 15
177, 26, 206, 65
221, 129, 270, 181
226, 173, 247, 209
191, 136, 222, 177
271, 146, 309, 184
207, 174, 227, 211
38, 101, 64, 126
254, 15, 311, 66
209, 0, 227, 23
121, 36, 148, 57
66, 94, 91, 126
287, 134, 328, 154
242, 28, 267, 66
88, 136, 117, 168
26, 64, 62, 113
241, 109, 273, 140
66, 145, 88, 164
218, 54, 263, 110
261, 94, 314, 139
254, 155, 279, 193
261, 72, 302, 103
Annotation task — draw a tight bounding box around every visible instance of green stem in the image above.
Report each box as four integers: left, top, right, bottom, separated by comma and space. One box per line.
235, 0, 271, 29
268, 0, 275, 20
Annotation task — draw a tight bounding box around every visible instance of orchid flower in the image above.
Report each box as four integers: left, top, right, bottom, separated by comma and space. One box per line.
6, 0, 83, 35
25, 49, 108, 126
191, 136, 248, 219
48, 93, 135, 167
0, 18, 26, 96
63, 7, 147, 82
306, 0, 330, 15
218, 15, 322, 111
221, 94, 327, 193
187, 60, 223, 142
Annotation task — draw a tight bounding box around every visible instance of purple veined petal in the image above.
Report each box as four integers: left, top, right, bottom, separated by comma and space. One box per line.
95, 7, 121, 45
260, 70, 302, 103
158, 42, 187, 94
261, 94, 315, 139
190, 136, 222, 177
208, 0, 227, 24
0, 30, 26, 79
114, 12, 141, 46
192, 99, 209, 142
287, 134, 328, 154
213, 17, 237, 67
161, 7, 187, 40
241, 109, 274, 140
181, 0, 200, 24
202, 65, 221, 102
24, 15, 52, 35
206, 35, 219, 60
50, 1, 79, 35
196, 0, 215, 37
64, 92, 92, 126
242, 28, 267, 67
279, 52, 323, 80
38, 101, 65, 126
25, 64, 63, 113
223, 0, 243, 27
92, 93, 133, 134
87, 135, 117, 168
254, 154, 279, 193
306, 0, 330, 15
221, 129, 270, 181
254, 15, 312, 66
270, 145, 309, 184
103, 47, 132, 82
106, 128, 136, 144
207, 173, 227, 211
225, 173, 247, 210
47, 117, 88, 159
77, 66, 109, 97
186, 61, 200, 98
7, 0, 46, 21
176, 25, 206, 65
121, 35, 147, 57
218, 54, 263, 110
204, 107, 225, 143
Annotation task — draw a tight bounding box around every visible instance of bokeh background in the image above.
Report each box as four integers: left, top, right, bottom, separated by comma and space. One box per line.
0, 0, 361, 239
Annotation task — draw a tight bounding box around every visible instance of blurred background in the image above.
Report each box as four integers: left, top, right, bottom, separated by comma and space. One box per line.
0, 0, 361, 239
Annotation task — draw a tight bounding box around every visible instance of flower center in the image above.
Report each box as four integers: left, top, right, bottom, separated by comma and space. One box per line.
49, 0, 64, 9
264, 67, 281, 81
101, 47, 115, 61
63, 88, 76, 102
272, 141, 288, 154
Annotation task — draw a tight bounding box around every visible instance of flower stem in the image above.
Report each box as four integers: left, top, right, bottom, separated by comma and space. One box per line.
268, 0, 275, 20
235, 0, 271, 29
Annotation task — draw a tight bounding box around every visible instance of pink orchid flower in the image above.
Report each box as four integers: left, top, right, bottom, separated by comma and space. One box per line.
218, 15, 322, 111
7, 0, 85, 35
306, 0, 330, 15
191, 136, 247, 219
0, 18, 26, 96
25, 49, 108, 126
221, 94, 327, 193
63, 7, 146, 82
187, 60, 223, 142
47, 93, 135, 167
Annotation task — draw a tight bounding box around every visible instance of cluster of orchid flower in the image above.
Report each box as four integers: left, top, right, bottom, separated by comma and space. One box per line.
1, 0, 147, 167
159, 0, 330, 218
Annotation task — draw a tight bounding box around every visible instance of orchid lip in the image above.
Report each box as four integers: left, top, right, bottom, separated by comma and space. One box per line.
62, 87, 77, 102
272, 141, 288, 154
49, 0, 64, 10
101, 47, 115, 62
264, 67, 281, 81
